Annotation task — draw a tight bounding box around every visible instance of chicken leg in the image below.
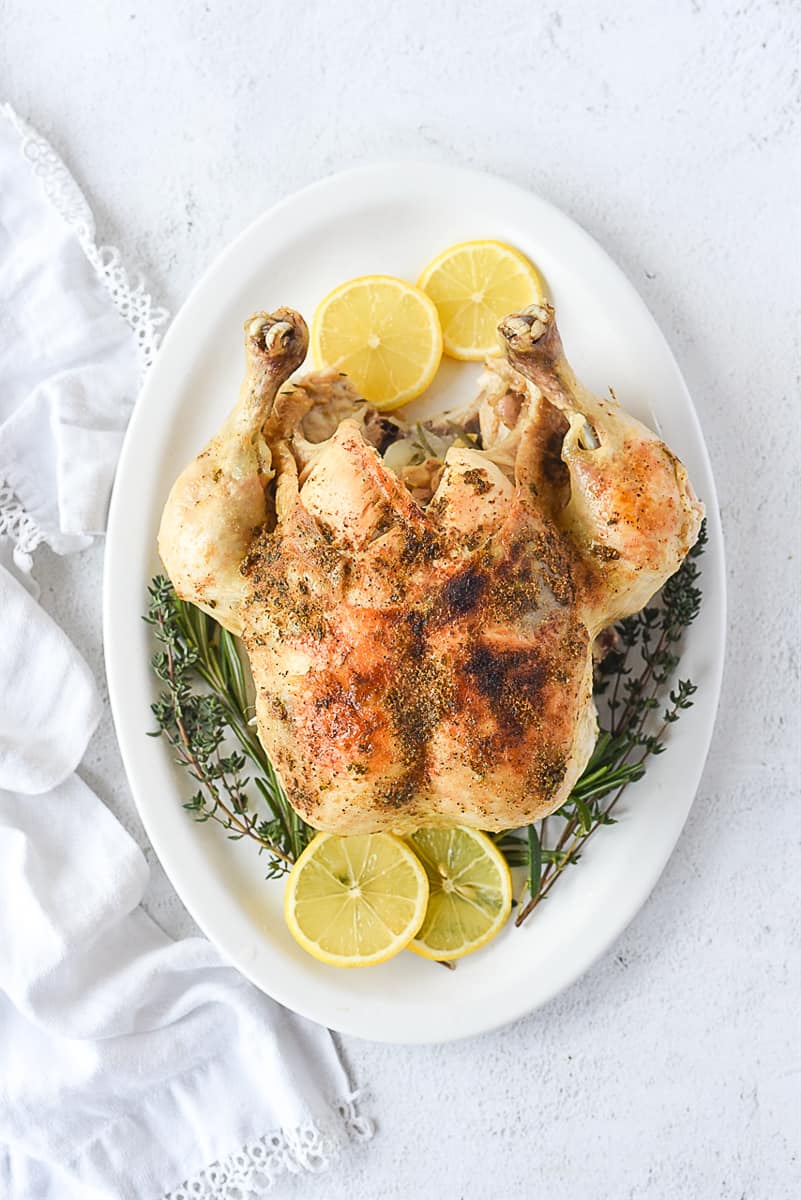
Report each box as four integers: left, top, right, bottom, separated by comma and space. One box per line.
158, 309, 308, 634
498, 303, 704, 630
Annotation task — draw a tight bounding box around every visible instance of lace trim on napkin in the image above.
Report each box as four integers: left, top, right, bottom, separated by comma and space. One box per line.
165, 1092, 374, 1200
0, 480, 46, 568
0, 103, 169, 561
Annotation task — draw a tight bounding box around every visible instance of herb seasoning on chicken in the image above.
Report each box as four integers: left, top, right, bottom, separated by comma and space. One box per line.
158, 302, 703, 835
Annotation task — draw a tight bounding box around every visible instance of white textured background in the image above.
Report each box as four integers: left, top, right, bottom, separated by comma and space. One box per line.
2, 0, 800, 1197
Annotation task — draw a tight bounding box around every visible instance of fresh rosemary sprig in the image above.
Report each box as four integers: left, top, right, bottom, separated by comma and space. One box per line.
498, 522, 707, 926
146, 577, 312, 876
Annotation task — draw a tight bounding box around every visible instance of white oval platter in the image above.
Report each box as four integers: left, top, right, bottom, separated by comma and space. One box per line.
104, 163, 725, 1044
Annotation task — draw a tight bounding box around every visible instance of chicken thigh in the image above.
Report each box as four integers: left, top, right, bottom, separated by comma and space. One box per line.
159, 302, 703, 834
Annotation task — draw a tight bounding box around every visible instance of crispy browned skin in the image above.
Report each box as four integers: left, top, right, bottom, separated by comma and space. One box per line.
241, 453, 594, 831
160, 302, 704, 834
499, 304, 703, 627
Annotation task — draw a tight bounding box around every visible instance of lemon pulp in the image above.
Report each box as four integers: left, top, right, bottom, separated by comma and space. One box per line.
405, 826, 513, 961
284, 832, 429, 967
417, 239, 544, 360
311, 274, 443, 410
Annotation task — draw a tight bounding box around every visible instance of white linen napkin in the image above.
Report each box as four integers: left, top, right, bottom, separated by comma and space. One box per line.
0, 104, 371, 1200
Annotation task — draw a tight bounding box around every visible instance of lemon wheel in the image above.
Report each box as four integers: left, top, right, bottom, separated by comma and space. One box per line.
284, 832, 429, 967
406, 826, 513, 961
311, 274, 443, 411
417, 239, 544, 360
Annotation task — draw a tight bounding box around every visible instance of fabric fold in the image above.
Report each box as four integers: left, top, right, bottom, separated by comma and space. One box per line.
0, 775, 361, 1200
0, 564, 101, 793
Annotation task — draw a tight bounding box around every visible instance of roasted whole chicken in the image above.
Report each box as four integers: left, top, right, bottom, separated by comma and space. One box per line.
159, 303, 703, 834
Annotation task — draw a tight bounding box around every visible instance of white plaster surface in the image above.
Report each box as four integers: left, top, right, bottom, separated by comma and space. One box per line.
2, 0, 800, 1196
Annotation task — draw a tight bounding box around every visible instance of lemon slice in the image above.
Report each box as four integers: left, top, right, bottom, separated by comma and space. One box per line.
417, 239, 545, 360
311, 274, 443, 411
284, 832, 429, 967
406, 826, 512, 961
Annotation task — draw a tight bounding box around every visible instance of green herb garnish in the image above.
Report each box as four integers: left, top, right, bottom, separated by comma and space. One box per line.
146, 577, 312, 876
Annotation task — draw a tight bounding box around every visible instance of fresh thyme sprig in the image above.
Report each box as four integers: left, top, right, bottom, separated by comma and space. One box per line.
146, 577, 312, 876
497, 522, 707, 926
